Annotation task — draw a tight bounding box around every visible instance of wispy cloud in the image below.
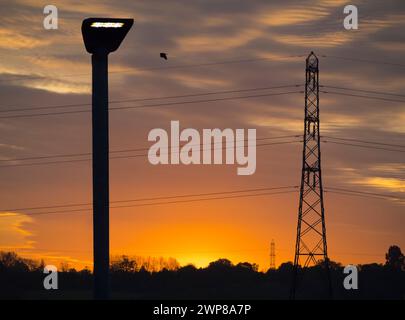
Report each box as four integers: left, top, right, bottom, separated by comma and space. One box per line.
353, 177, 405, 194
0, 212, 35, 250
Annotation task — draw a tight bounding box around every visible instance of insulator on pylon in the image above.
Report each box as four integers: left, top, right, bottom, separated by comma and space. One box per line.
312, 123, 316, 140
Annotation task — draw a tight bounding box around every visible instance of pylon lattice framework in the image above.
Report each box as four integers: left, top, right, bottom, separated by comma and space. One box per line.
291, 52, 332, 298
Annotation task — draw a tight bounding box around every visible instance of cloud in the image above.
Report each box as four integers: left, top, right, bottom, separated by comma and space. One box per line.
384, 111, 405, 134
168, 73, 232, 89
175, 28, 264, 53
270, 31, 352, 48
0, 28, 51, 49
353, 177, 405, 194
0, 212, 35, 250
0, 143, 26, 151
369, 163, 405, 174
331, 165, 405, 200
22, 78, 90, 94
259, 7, 330, 27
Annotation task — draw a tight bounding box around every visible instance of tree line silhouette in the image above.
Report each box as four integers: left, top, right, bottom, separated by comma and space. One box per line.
0, 245, 404, 299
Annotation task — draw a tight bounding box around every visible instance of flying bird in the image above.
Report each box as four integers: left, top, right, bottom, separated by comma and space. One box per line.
160, 52, 168, 60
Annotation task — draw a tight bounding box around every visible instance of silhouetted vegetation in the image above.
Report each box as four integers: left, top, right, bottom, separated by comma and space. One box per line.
111, 255, 180, 273
0, 246, 404, 299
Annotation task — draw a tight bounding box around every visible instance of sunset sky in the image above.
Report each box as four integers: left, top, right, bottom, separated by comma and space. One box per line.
0, 0, 404, 270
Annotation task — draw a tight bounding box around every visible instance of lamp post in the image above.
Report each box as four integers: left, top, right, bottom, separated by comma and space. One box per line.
82, 17, 133, 299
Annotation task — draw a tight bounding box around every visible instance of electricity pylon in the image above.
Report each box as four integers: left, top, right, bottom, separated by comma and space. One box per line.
270, 239, 275, 270
291, 52, 332, 299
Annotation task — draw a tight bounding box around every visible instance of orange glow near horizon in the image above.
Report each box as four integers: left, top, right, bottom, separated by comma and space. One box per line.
0, 188, 396, 271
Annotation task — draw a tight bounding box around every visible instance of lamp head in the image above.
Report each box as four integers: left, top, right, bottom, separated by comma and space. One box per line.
82, 18, 134, 54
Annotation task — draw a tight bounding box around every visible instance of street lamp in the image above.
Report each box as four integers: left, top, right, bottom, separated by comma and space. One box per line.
82, 17, 134, 300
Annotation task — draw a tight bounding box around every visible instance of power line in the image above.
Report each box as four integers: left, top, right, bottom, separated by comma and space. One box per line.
1, 87, 404, 121
2, 135, 403, 169
326, 187, 404, 200
0, 84, 303, 113
0, 90, 303, 119
322, 140, 405, 153
2, 87, 404, 121
1, 185, 402, 220
0, 185, 298, 212
2, 81, 402, 115
325, 190, 404, 202
320, 54, 405, 68
4, 82, 404, 115
2, 135, 402, 165
2, 134, 404, 169
321, 90, 405, 104
0, 189, 298, 218
323, 136, 405, 149
0, 135, 300, 163
322, 85, 405, 99
0, 140, 301, 168
134, 55, 306, 71
0, 54, 306, 83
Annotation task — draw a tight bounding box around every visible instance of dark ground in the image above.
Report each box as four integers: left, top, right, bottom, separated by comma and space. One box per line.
1, 250, 404, 300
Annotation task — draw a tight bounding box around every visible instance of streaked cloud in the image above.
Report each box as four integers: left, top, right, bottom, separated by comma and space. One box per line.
175, 28, 264, 53
259, 7, 330, 27
353, 177, 405, 194
0, 212, 35, 250
0, 28, 51, 49
271, 31, 352, 47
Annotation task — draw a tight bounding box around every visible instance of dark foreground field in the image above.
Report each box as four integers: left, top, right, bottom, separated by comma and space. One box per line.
1, 248, 404, 300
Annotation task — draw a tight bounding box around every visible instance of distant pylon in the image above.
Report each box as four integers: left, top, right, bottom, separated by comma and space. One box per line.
270, 239, 276, 270
291, 52, 332, 299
